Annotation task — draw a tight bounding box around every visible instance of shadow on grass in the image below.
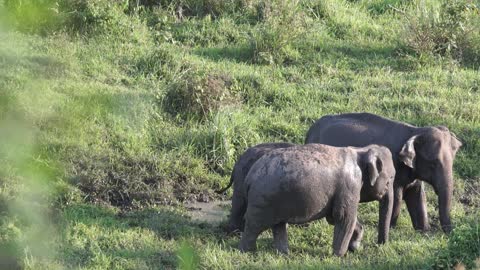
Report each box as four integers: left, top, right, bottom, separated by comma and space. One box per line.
60, 204, 227, 268
310, 42, 416, 72
242, 257, 432, 270
193, 41, 416, 73
0, 53, 67, 78
193, 45, 253, 64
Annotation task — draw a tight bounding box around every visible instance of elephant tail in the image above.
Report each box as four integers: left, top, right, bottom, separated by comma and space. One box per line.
215, 171, 234, 194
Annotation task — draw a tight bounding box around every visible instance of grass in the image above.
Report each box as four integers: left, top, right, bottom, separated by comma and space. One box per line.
0, 0, 479, 269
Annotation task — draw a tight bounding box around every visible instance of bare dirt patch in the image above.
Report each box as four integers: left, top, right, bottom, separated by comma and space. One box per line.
185, 200, 230, 225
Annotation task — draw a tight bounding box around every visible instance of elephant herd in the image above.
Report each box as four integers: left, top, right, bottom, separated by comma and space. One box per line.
217, 112, 462, 256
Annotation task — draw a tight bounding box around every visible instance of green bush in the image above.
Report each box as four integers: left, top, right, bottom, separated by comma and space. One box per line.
60, 0, 151, 41
0, 220, 22, 269
171, 16, 246, 46
434, 216, 480, 269
302, 0, 382, 39
3, 0, 151, 40
187, 114, 261, 174
362, 0, 409, 15
249, 0, 305, 65
134, 46, 182, 81
402, 0, 480, 64
132, 0, 253, 18
163, 69, 241, 121
178, 0, 241, 18
3, 0, 61, 34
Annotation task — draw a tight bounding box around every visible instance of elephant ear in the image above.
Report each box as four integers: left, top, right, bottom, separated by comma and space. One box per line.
450, 132, 462, 155
399, 135, 418, 169
437, 126, 463, 155
366, 150, 383, 186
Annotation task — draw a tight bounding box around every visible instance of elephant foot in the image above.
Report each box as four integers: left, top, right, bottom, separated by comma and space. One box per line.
348, 241, 361, 252
239, 227, 260, 253
273, 238, 289, 255
441, 224, 453, 234
348, 220, 364, 252
272, 222, 289, 255
239, 240, 256, 253
220, 223, 234, 234
390, 219, 398, 228
413, 220, 431, 232
225, 221, 239, 232
275, 246, 289, 255
227, 229, 242, 237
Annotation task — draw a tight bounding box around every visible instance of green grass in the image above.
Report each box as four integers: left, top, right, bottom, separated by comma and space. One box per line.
0, 0, 479, 269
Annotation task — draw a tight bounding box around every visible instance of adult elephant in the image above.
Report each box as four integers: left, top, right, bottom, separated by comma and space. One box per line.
305, 113, 462, 233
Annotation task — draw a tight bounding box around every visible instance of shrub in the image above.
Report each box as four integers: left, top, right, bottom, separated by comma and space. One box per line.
184, 114, 261, 174
401, 0, 480, 64
3, 0, 152, 41
179, 0, 240, 18
363, 0, 409, 16
3, 0, 61, 34
134, 46, 183, 81
59, 0, 151, 39
249, 0, 305, 65
163, 69, 241, 121
131, 0, 253, 18
434, 216, 480, 269
0, 221, 22, 269
171, 16, 246, 46
302, 0, 382, 39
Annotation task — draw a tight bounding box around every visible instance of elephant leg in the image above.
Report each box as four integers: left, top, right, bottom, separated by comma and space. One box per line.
404, 181, 430, 231
326, 215, 334, 225
239, 221, 262, 252
378, 185, 393, 244
332, 209, 357, 257
348, 219, 364, 252
390, 186, 404, 228
229, 193, 246, 233
272, 222, 289, 254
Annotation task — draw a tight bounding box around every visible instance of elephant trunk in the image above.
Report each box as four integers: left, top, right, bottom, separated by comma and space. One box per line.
435, 172, 453, 234
378, 182, 393, 244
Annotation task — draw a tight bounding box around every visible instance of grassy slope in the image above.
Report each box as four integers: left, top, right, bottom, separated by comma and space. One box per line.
0, 0, 479, 269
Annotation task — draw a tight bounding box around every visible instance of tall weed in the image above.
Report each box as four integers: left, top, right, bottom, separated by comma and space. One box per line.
401, 0, 480, 65
3, 0, 61, 34
249, 0, 305, 65
434, 215, 480, 269
163, 68, 241, 121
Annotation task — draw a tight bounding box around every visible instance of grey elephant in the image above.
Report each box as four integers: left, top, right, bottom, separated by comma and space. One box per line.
240, 144, 395, 256
217, 143, 295, 233
305, 113, 462, 233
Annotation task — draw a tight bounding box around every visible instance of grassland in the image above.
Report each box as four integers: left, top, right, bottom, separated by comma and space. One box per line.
0, 0, 479, 269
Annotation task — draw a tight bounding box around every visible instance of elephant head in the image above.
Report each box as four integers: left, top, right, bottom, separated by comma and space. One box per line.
360, 146, 395, 244
399, 126, 462, 233
359, 146, 395, 200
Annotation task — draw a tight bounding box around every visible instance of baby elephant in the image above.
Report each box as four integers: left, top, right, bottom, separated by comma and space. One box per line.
240, 144, 395, 256
216, 142, 295, 233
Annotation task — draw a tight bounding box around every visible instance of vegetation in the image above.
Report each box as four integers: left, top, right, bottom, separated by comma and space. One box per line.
0, 0, 479, 269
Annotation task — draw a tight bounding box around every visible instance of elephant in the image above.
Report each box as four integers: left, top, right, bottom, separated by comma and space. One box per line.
239, 144, 395, 256
216, 143, 295, 233
305, 112, 462, 233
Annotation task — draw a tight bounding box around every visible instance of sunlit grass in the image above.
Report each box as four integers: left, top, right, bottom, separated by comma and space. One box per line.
0, 0, 479, 269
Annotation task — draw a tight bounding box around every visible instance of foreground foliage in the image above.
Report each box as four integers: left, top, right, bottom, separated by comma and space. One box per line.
0, 0, 479, 269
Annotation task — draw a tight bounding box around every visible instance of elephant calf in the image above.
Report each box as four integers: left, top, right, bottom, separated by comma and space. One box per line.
216, 142, 295, 233
240, 144, 395, 256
